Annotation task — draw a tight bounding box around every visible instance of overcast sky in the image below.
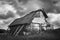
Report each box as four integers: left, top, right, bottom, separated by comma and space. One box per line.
0, 0, 60, 30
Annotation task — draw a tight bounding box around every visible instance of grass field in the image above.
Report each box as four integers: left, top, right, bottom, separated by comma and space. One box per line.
0, 29, 60, 40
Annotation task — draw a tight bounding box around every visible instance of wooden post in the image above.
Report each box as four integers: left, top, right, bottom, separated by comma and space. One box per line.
13, 25, 24, 36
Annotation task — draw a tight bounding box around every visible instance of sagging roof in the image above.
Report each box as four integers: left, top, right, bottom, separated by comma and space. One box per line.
9, 9, 48, 26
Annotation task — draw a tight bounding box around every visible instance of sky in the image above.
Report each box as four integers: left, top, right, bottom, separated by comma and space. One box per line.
0, 0, 60, 30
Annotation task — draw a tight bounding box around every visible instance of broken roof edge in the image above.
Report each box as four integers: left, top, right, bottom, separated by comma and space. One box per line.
9, 9, 47, 27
